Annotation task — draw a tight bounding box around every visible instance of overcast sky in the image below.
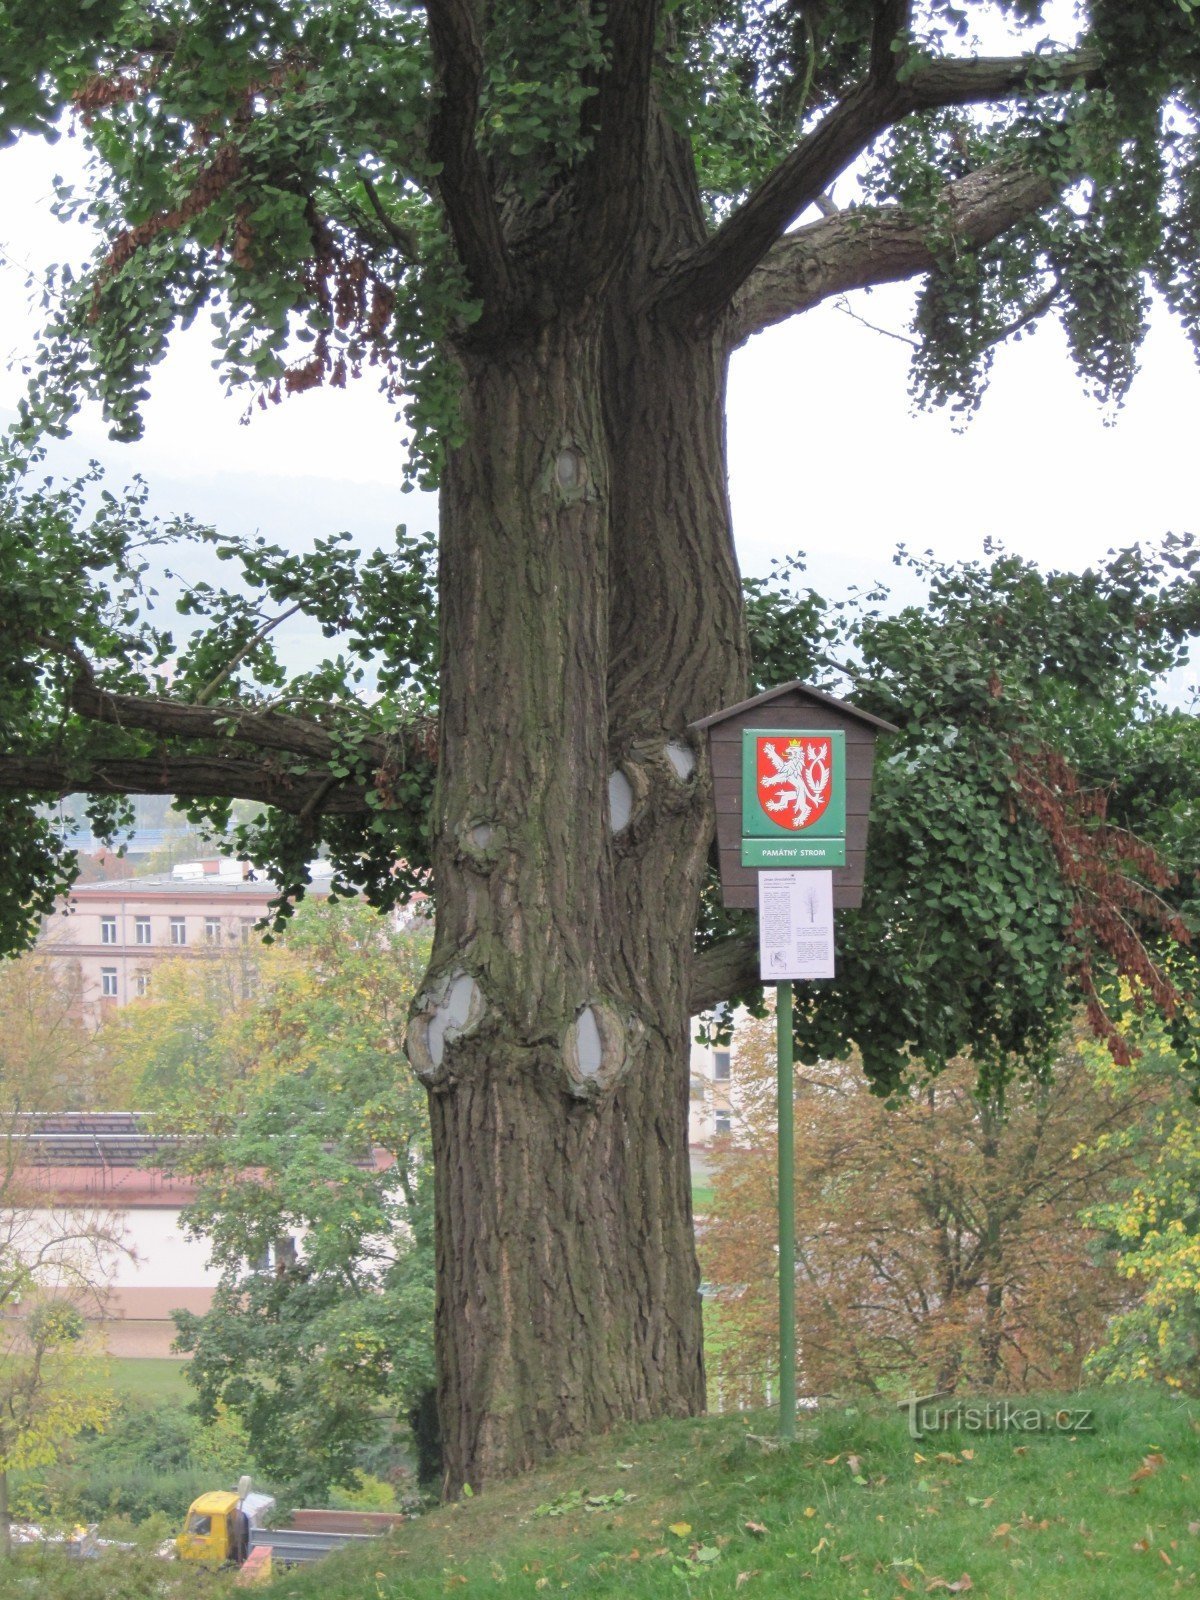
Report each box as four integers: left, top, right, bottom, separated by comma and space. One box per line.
2, 119, 1199, 684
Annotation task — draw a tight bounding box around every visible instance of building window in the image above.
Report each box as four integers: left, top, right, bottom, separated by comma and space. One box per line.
240, 967, 259, 1002
100, 916, 117, 945
134, 971, 151, 998
170, 917, 187, 946
251, 1236, 296, 1274
204, 917, 221, 945
240, 919, 255, 945
100, 968, 118, 998
715, 1112, 731, 1135
714, 1050, 731, 1082
135, 916, 151, 945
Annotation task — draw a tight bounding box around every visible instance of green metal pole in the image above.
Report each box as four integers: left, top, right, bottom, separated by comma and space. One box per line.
777, 979, 796, 1442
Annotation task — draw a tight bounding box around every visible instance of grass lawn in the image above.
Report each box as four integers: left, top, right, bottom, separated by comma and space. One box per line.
108, 1356, 192, 1405
271, 1385, 1200, 1600
692, 1183, 715, 1214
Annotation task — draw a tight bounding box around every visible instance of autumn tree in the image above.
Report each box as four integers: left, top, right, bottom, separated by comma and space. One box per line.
2, 1, 1200, 1490
0, 958, 124, 1551
701, 1016, 1152, 1406
102, 898, 435, 1498
1081, 1018, 1200, 1392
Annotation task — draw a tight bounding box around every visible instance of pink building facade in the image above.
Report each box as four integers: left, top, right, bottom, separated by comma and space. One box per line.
40, 860, 285, 1025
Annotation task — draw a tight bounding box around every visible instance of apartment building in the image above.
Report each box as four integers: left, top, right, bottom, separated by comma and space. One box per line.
39, 858, 326, 1025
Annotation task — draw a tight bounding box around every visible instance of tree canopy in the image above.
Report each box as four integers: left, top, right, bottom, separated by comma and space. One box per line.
2, 2, 1199, 454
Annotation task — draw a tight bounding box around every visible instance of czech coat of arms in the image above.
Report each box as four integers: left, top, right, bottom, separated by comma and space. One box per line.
756, 735, 833, 830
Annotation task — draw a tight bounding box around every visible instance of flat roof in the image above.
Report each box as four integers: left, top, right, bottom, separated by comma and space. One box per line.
67, 873, 282, 898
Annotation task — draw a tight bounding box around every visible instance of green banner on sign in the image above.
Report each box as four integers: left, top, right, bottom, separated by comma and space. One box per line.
741, 835, 846, 868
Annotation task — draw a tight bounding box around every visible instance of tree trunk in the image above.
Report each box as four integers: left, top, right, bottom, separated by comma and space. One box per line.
405, 268, 747, 1489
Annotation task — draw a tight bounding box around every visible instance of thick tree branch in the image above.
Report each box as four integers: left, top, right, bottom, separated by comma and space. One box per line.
425, 0, 516, 317
0, 754, 372, 816
727, 157, 1058, 346
690, 931, 760, 1015
662, 46, 1099, 325
574, 0, 663, 274
69, 683, 390, 768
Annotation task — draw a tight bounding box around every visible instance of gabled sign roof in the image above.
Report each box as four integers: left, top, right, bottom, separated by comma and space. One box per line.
689, 679, 899, 736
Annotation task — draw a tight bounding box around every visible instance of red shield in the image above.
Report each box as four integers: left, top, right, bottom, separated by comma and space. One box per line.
756, 735, 833, 831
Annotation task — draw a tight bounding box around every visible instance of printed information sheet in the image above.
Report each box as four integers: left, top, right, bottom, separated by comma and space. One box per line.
757, 869, 835, 981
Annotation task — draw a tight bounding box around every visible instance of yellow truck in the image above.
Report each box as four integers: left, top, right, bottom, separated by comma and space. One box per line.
176, 1480, 405, 1568
176, 1479, 273, 1566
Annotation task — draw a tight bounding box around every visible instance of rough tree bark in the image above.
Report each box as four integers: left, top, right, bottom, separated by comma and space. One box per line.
403, 90, 749, 1484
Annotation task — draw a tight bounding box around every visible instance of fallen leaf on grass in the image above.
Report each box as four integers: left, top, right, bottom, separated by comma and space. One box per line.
847, 1454, 863, 1476
924, 1575, 972, 1593
668, 1523, 691, 1538
991, 1523, 1013, 1540
1161, 1550, 1173, 1567
1189, 1521, 1200, 1536
744, 1521, 768, 1536
1131, 1453, 1167, 1483
735, 1571, 760, 1588
960, 1449, 975, 1461
803, 1507, 817, 1518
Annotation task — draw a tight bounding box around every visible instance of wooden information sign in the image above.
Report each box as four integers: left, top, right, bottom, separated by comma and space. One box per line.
691, 680, 897, 910
691, 680, 897, 1445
